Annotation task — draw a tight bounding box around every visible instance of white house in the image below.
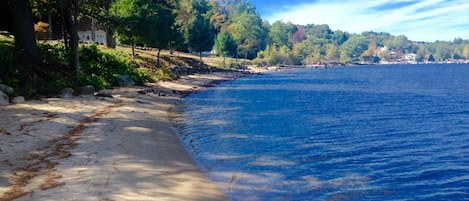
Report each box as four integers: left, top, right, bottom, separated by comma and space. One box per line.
77, 17, 107, 45
402, 53, 417, 64
78, 30, 106, 44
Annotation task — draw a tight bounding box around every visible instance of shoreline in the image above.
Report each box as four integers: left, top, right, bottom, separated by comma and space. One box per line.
0, 68, 272, 201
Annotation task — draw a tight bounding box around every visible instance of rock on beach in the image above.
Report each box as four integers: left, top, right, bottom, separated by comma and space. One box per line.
0, 90, 8, 106
0, 84, 14, 94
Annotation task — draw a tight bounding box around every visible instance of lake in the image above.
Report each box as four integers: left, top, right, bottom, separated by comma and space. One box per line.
174, 64, 469, 201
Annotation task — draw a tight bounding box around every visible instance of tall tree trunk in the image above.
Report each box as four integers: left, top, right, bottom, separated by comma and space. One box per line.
168, 41, 173, 54
244, 52, 248, 67
48, 12, 53, 40
91, 18, 96, 42
223, 54, 226, 68
71, 13, 79, 77
199, 51, 203, 64
131, 43, 136, 59
235, 45, 239, 64
8, 0, 41, 65
62, 26, 69, 49
105, 27, 116, 48
157, 48, 161, 67
62, 0, 79, 77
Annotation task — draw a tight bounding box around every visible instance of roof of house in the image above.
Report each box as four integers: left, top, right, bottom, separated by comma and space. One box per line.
76, 17, 105, 31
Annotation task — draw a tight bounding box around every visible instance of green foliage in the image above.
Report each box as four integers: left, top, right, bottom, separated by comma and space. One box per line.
4, 0, 469, 100
225, 0, 266, 59
153, 68, 177, 81
0, 38, 15, 66
339, 35, 369, 62
187, 1, 215, 55
269, 20, 297, 49
0, 37, 19, 86
110, 0, 147, 46
38, 43, 69, 63
304, 24, 332, 40
257, 45, 297, 65
143, 0, 178, 50
78, 45, 152, 89
215, 30, 237, 57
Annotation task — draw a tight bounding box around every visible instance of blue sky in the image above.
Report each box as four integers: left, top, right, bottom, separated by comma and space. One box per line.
249, 0, 469, 42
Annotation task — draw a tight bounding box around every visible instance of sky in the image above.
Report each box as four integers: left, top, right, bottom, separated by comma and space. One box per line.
249, 0, 469, 42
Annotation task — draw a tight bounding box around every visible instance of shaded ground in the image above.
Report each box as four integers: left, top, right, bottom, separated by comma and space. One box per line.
0, 72, 263, 201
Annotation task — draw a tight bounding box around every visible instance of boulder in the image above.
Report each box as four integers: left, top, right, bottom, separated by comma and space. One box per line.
0, 84, 14, 94
0, 90, 8, 106
74, 85, 95, 96
59, 88, 74, 98
117, 74, 135, 87
95, 89, 113, 98
174, 66, 189, 76
11, 96, 25, 104
171, 67, 180, 76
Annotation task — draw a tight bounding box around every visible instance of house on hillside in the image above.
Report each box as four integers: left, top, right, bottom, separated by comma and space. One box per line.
76, 17, 107, 45
361, 55, 379, 64
402, 53, 417, 64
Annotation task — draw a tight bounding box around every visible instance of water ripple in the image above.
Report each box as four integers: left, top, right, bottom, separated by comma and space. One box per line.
176, 64, 469, 201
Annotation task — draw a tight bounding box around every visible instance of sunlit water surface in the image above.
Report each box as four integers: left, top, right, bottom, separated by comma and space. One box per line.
174, 64, 469, 201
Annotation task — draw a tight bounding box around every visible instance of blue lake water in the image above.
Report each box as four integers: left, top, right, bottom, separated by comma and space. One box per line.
174, 64, 469, 201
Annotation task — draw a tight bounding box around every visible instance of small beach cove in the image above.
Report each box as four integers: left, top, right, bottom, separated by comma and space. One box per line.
0, 68, 272, 201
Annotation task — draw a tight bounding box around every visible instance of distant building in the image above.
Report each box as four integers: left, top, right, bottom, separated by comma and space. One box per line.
76, 17, 107, 45
402, 53, 417, 64
389, 51, 397, 60
361, 55, 378, 64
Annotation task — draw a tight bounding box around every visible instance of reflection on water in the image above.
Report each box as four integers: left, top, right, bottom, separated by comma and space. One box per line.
175, 64, 469, 200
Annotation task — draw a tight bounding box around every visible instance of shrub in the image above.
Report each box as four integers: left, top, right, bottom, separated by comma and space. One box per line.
1, 39, 161, 97
78, 45, 152, 89
38, 43, 69, 62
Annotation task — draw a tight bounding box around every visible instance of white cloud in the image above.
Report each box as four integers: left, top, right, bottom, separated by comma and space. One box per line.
265, 0, 469, 42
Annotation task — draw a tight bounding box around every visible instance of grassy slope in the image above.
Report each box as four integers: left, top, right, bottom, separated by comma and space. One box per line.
115, 46, 250, 70
0, 35, 251, 97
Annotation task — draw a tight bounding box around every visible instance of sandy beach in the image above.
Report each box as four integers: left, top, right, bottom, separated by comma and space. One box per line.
0, 69, 269, 201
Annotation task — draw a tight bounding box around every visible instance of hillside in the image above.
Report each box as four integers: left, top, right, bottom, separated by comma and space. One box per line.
0, 35, 248, 98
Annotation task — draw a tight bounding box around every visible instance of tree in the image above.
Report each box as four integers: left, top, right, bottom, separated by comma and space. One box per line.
215, 30, 237, 67
144, 0, 178, 66
384, 35, 410, 59
325, 44, 339, 62
7, 0, 41, 65
111, 0, 178, 65
32, 0, 82, 76
340, 34, 368, 62
304, 24, 332, 40
208, 0, 228, 33
176, 0, 195, 49
228, 11, 265, 60
463, 45, 469, 59
177, 0, 215, 61
361, 39, 378, 57
4, 0, 43, 92
189, 14, 215, 62
60, 0, 80, 76
269, 20, 297, 49
110, 0, 144, 59
434, 42, 452, 61
291, 25, 306, 44
331, 30, 349, 46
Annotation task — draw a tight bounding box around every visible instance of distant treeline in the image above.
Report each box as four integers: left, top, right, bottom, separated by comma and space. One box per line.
2, 0, 469, 70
